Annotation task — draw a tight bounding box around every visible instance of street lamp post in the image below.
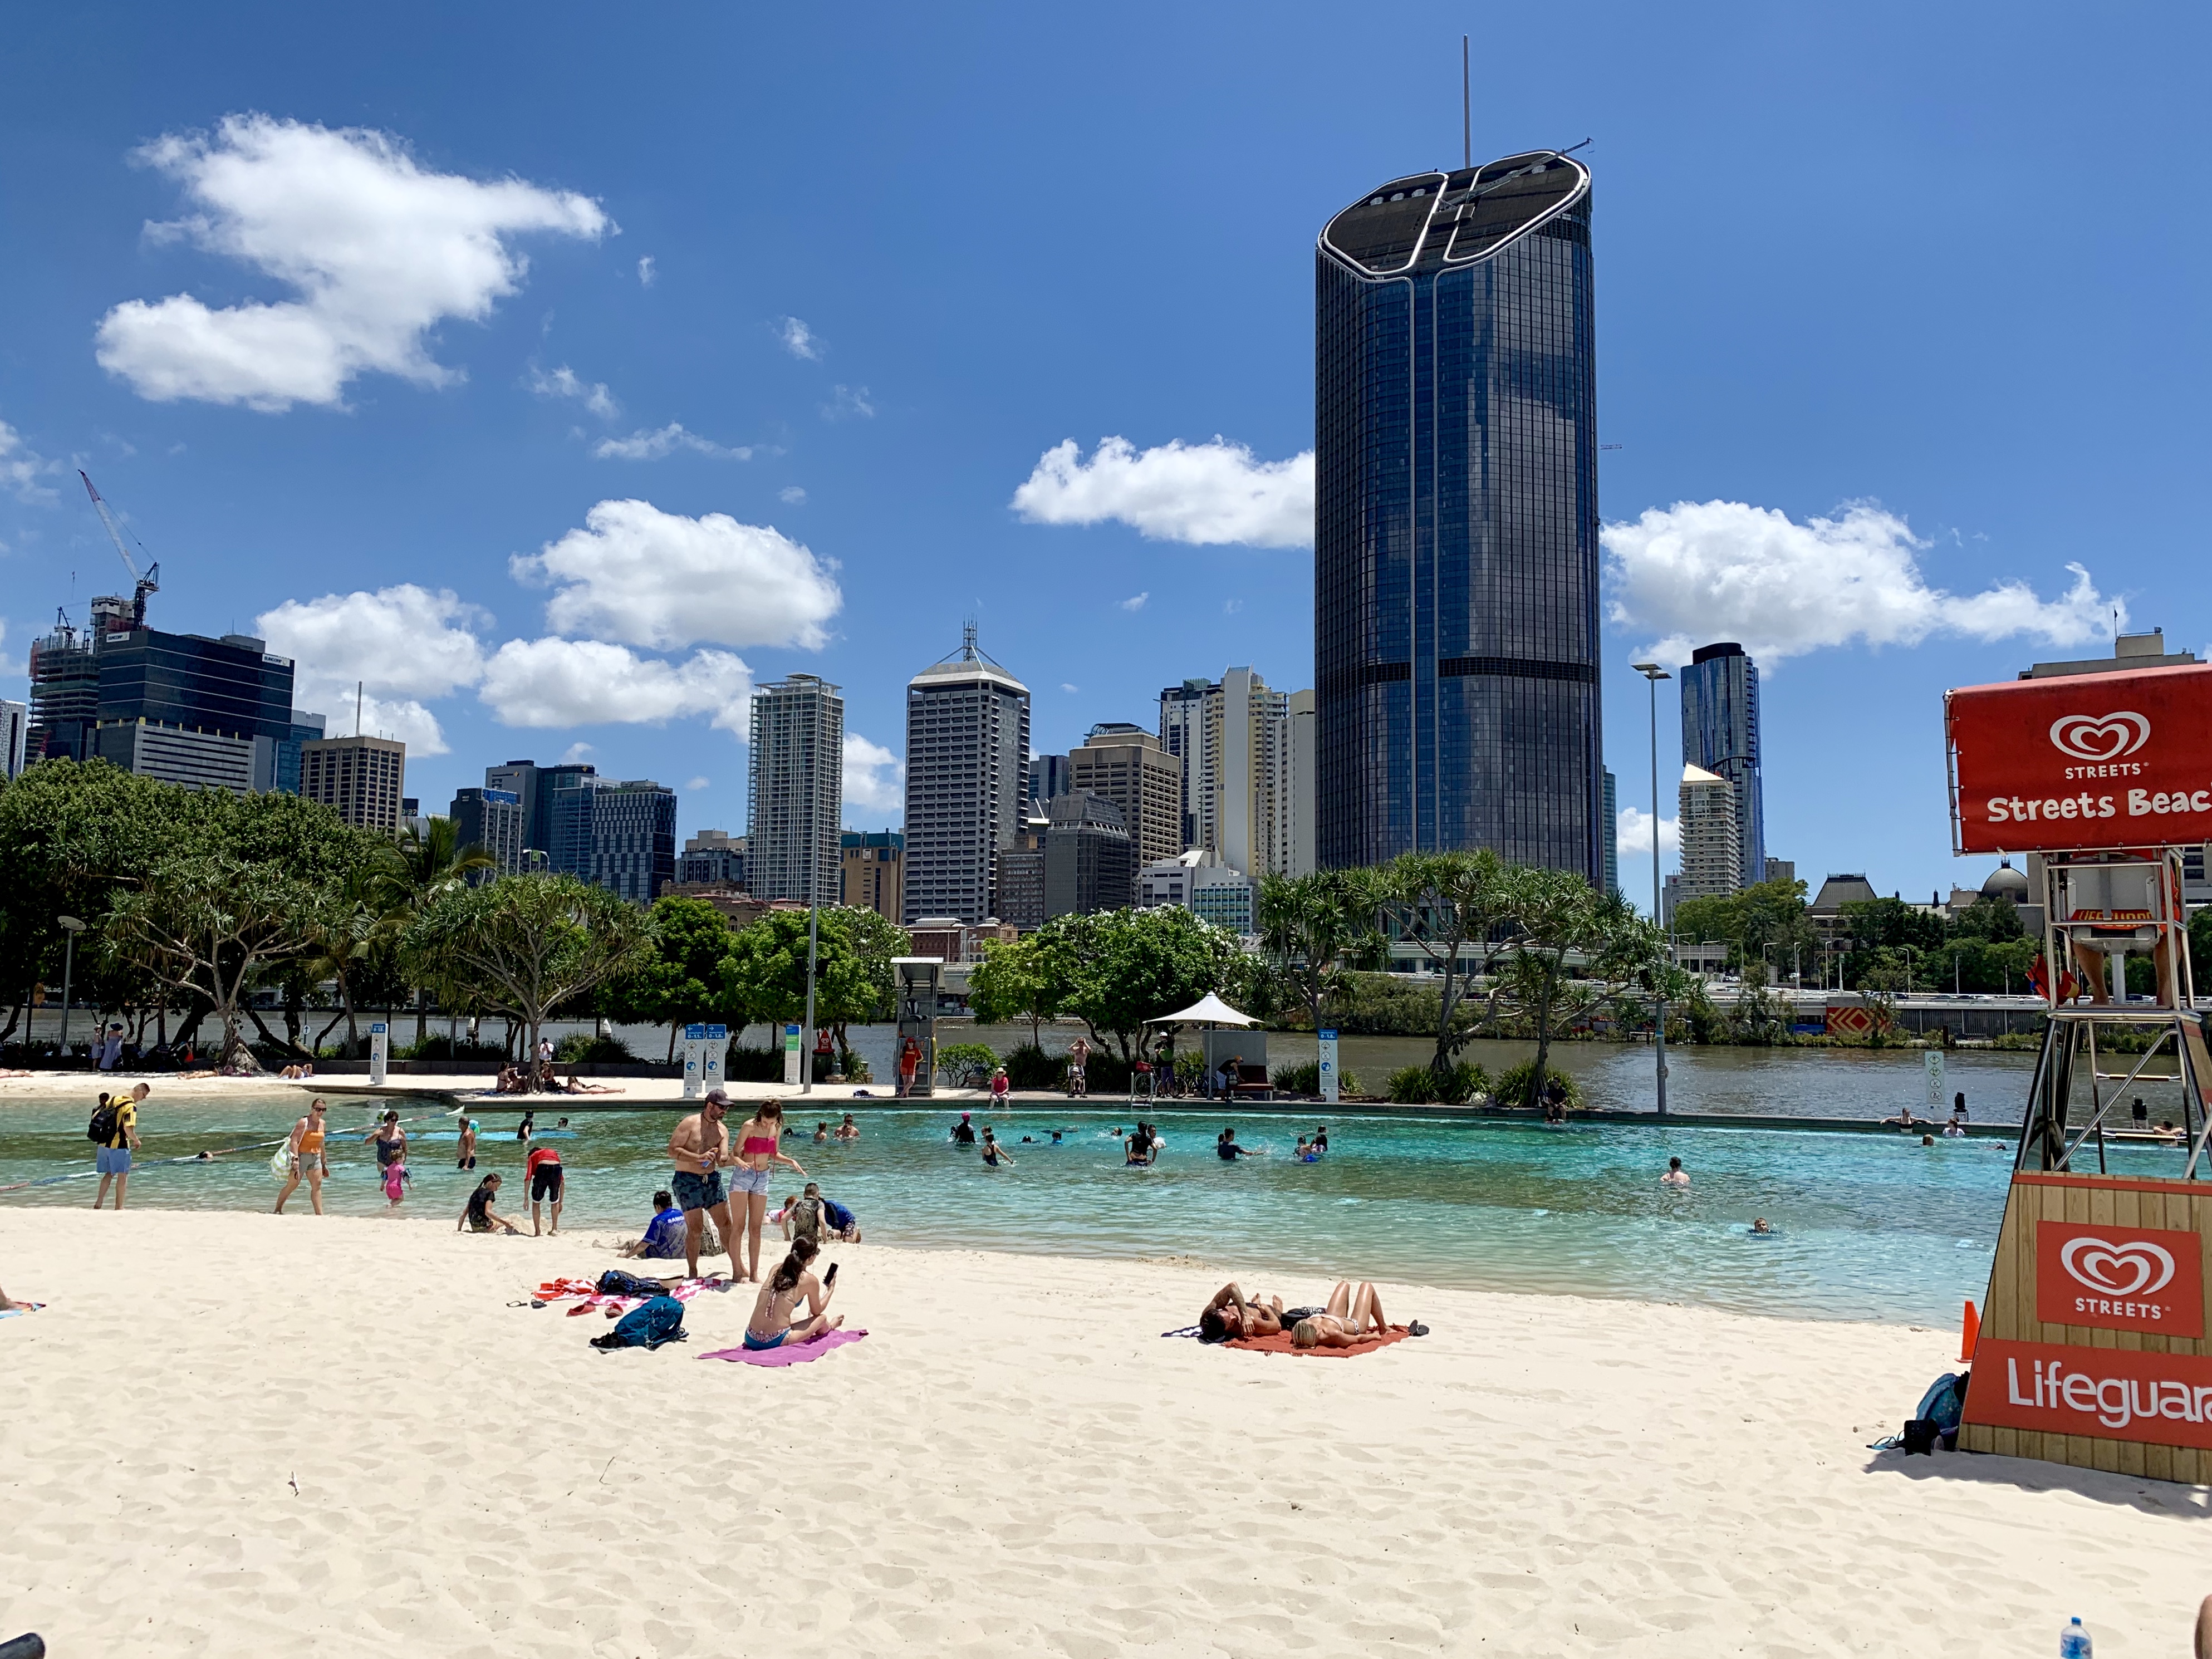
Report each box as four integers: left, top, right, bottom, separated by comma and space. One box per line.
57, 914, 86, 1062
1632, 662, 1671, 1114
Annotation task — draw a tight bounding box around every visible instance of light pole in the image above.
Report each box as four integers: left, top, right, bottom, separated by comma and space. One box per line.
1632, 662, 1671, 1114
801, 810, 822, 1097
57, 914, 86, 1062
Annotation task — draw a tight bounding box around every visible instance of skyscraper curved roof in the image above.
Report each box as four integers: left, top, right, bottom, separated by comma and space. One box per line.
1320, 150, 1589, 278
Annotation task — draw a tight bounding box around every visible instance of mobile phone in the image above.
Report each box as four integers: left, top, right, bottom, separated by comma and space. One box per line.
824, 1262, 838, 1284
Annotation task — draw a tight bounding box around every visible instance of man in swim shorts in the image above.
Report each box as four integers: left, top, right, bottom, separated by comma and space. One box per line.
1199, 1283, 1291, 1342
526, 1138, 565, 1235
668, 1093, 737, 1278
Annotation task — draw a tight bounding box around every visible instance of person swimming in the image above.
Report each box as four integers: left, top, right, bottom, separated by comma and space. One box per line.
980, 1126, 1013, 1168
1661, 1156, 1689, 1187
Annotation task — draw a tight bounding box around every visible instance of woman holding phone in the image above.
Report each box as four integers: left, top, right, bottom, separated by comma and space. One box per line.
742, 1236, 842, 1350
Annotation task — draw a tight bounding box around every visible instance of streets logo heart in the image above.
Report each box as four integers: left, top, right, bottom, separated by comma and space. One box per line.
2049, 711, 2150, 762
2059, 1234, 2176, 1298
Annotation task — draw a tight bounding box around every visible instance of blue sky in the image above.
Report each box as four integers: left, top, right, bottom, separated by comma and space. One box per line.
2, 2, 2206, 910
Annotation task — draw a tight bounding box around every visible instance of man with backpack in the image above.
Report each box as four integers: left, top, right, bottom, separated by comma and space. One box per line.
90, 1082, 148, 1210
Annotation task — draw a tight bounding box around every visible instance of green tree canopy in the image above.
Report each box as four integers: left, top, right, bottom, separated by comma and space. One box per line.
967, 931, 1065, 1045
720, 906, 890, 1037
601, 894, 743, 1059
1038, 906, 1244, 1060
1257, 867, 1387, 1033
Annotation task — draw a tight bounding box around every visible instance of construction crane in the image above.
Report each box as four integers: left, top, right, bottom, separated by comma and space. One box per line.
78, 469, 159, 627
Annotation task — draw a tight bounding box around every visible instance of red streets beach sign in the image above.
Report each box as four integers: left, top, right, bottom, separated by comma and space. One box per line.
2036, 1220, 2205, 1337
1966, 1339, 2212, 1450
1946, 663, 2212, 853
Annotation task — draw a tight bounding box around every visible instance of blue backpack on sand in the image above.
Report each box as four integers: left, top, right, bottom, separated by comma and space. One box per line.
591, 1295, 687, 1351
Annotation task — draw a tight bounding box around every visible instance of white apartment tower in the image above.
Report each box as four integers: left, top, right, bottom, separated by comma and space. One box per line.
903, 626, 1030, 925
1676, 763, 1743, 905
749, 674, 844, 907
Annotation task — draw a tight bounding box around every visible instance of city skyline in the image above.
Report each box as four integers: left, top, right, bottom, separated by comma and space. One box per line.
0, 7, 2199, 913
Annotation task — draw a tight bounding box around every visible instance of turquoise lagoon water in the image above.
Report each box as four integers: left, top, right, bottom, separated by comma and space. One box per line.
6, 1086, 2199, 1326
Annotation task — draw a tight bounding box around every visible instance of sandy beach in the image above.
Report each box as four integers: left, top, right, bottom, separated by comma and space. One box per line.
1, 1209, 2204, 1657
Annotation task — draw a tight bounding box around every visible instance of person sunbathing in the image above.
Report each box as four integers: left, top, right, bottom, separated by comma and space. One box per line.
1290, 1281, 1390, 1349
1198, 1282, 1292, 1342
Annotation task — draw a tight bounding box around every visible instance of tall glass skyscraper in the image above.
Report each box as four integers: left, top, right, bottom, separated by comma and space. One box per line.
1678, 641, 1764, 891
1314, 149, 1602, 880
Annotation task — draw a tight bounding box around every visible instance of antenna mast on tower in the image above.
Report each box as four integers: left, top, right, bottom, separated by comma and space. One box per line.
1462, 35, 1470, 170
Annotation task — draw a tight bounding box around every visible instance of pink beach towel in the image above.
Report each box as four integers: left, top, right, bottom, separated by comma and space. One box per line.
703, 1329, 867, 1367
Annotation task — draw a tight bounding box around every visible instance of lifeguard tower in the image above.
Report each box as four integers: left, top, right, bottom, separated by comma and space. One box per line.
1945, 661, 2212, 1483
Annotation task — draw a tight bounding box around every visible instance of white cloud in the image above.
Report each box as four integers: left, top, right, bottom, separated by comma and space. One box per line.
685, 775, 709, 791
255, 583, 488, 755
527, 364, 616, 419
1602, 500, 2122, 665
559, 741, 594, 764
95, 114, 607, 410
1061, 683, 1079, 694
478, 639, 752, 733
1013, 436, 1315, 549
777, 317, 822, 360
637, 256, 656, 288
1615, 807, 1679, 858
842, 733, 904, 814
512, 498, 841, 650
779, 486, 807, 505
0, 420, 58, 504
1119, 592, 1149, 612
823, 384, 874, 420
592, 423, 753, 462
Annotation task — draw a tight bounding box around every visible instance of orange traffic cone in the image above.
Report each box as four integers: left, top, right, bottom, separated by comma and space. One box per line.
1960, 1300, 1980, 1362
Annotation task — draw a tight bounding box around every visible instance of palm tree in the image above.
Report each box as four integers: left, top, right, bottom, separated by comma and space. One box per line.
374, 817, 497, 1047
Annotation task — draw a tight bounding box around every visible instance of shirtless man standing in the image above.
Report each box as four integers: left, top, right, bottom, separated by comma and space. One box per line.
667, 1091, 738, 1279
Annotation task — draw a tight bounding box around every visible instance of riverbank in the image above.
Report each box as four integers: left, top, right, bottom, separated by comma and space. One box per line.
2, 1209, 2204, 1656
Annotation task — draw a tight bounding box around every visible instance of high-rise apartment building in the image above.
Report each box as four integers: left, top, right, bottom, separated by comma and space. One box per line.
449, 787, 526, 876
587, 779, 677, 905
300, 735, 407, 833
841, 830, 904, 920
1027, 753, 1071, 810
0, 700, 26, 780
903, 627, 1028, 924
1315, 150, 1603, 880
1043, 792, 1131, 921
749, 674, 843, 908
676, 829, 749, 890
1067, 723, 1180, 901
1676, 764, 1742, 905
1679, 642, 1764, 892
1285, 689, 1316, 877
1156, 668, 1304, 877
994, 807, 1050, 931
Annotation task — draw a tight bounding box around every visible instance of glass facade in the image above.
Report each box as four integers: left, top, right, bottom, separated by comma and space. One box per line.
1315, 151, 1603, 881
1679, 642, 1764, 890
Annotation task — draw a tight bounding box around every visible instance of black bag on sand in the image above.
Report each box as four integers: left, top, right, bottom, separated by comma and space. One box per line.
1901, 1419, 1938, 1456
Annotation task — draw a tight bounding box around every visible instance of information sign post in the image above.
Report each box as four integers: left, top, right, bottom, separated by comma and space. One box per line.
369, 1022, 389, 1088
1318, 1029, 1339, 1105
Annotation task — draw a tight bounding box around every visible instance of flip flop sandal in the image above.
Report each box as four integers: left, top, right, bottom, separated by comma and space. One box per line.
1407, 1322, 1430, 1337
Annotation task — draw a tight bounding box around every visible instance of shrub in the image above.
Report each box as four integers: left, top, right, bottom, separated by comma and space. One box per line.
1004, 1043, 1065, 1089
556, 1033, 637, 1064
396, 1035, 507, 1062
936, 1042, 999, 1087
723, 1045, 786, 1082
1273, 1061, 1365, 1098
1434, 1060, 1489, 1105
1492, 1059, 1581, 1110
1387, 1064, 1437, 1104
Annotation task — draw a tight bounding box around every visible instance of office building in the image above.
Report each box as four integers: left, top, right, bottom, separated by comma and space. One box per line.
1315, 150, 1603, 879
841, 830, 905, 920
994, 807, 1050, 932
1764, 857, 1795, 889
1156, 667, 1303, 877
28, 615, 317, 794
1068, 723, 1180, 901
906, 917, 1018, 966
1680, 642, 1764, 891
587, 778, 677, 904
484, 759, 600, 872
0, 699, 23, 779
2022, 629, 2199, 680
1043, 792, 1131, 921
677, 829, 749, 890
904, 626, 1029, 924
749, 673, 843, 907
1285, 689, 1316, 877
1601, 769, 1619, 896
1676, 764, 1741, 906
1139, 850, 1257, 934
449, 786, 526, 876
300, 735, 406, 832
1027, 753, 1071, 810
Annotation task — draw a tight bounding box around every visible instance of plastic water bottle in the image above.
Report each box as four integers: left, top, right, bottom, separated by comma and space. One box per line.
2059, 1616, 2092, 1658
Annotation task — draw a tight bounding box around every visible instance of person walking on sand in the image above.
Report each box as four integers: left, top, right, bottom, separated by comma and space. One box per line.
743, 1236, 843, 1351
275, 1100, 331, 1215
1067, 1036, 1090, 1098
1661, 1156, 1689, 1188
730, 1099, 808, 1283
668, 1091, 739, 1280
92, 1082, 147, 1210
526, 1137, 565, 1235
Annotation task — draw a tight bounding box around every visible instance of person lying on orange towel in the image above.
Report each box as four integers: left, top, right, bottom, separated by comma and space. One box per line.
1290, 1281, 1391, 1349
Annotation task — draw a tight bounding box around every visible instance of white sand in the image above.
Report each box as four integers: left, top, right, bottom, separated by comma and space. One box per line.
1, 1209, 2204, 1657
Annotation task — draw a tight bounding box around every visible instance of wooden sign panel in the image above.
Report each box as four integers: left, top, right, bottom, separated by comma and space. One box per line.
1959, 1171, 2212, 1483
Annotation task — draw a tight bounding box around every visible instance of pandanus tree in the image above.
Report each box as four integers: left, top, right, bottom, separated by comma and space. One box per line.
374, 816, 497, 1046
1255, 867, 1388, 1034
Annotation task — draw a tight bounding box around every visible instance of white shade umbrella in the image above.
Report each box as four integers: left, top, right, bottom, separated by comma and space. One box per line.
1147, 992, 1258, 1027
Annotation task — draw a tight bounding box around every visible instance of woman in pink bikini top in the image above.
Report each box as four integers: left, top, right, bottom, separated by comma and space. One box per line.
727, 1100, 808, 1285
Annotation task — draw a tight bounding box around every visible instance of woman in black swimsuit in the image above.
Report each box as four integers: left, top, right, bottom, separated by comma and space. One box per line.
980, 1127, 1013, 1168
457, 1172, 523, 1234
